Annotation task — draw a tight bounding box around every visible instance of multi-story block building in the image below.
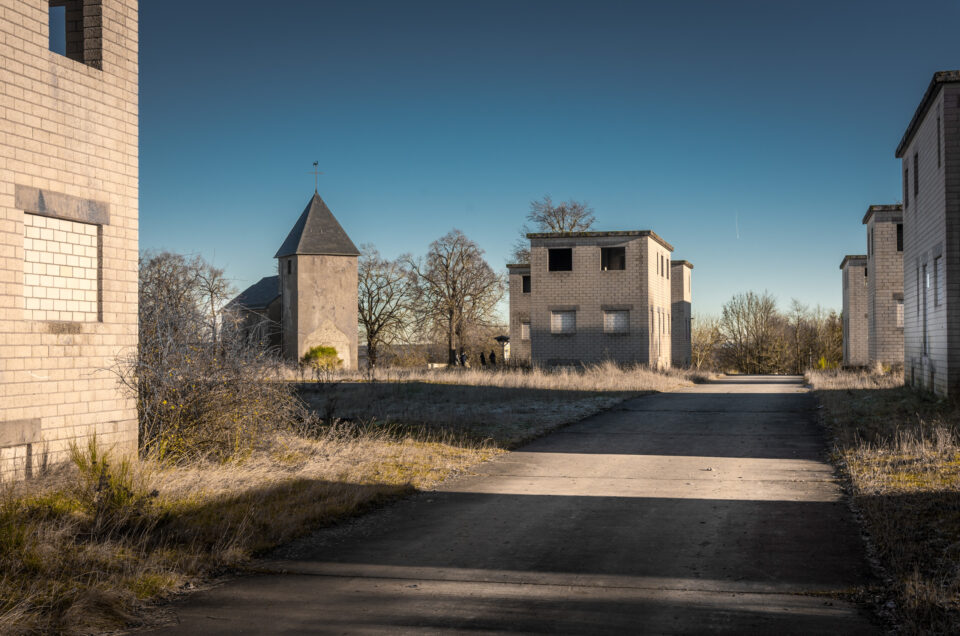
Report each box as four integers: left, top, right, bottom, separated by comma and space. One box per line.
863, 204, 904, 367
840, 255, 868, 367
508, 230, 685, 367
896, 70, 960, 396
506, 263, 531, 363
670, 260, 693, 367
0, 1, 140, 478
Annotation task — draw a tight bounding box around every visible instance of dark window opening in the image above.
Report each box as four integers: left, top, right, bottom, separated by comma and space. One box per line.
600, 247, 625, 271
287, 260, 292, 275
48, 1, 102, 68
897, 223, 903, 252
938, 116, 942, 168
666, 259, 670, 279
865, 267, 868, 278
548, 248, 572, 271
904, 168, 909, 207
521, 275, 531, 293
914, 152, 919, 197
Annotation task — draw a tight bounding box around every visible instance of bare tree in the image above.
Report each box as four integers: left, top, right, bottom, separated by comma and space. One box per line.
720, 291, 785, 374
357, 244, 413, 369
511, 195, 596, 262
408, 230, 505, 365
123, 251, 307, 461
691, 314, 724, 370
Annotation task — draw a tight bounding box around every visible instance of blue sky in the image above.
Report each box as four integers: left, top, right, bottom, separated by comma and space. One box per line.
140, 1, 960, 317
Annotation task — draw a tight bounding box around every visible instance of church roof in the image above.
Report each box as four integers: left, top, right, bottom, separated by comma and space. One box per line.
228, 275, 280, 310
274, 192, 360, 258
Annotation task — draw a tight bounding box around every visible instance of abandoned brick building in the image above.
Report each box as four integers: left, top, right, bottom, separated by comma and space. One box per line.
863, 204, 904, 368
230, 191, 360, 370
508, 230, 691, 367
0, 0, 140, 478
897, 70, 960, 396
840, 254, 868, 367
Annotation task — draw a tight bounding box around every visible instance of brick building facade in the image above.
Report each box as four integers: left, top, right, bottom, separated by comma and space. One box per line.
840, 254, 868, 367
897, 71, 960, 396
863, 204, 904, 367
0, 0, 140, 477
670, 260, 693, 367
508, 230, 685, 367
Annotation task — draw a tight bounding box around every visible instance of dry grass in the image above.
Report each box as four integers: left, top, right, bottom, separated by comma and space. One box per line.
0, 430, 499, 635
1, 362, 697, 633
303, 362, 706, 447
807, 368, 960, 633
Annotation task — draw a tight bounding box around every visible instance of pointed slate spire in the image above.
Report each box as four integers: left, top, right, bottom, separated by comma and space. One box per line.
275, 192, 360, 258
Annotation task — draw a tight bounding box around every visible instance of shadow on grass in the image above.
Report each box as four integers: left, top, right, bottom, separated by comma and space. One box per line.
296, 381, 644, 449
159, 478, 416, 557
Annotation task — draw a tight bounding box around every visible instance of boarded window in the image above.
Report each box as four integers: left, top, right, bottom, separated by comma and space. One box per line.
23, 213, 100, 322
896, 299, 904, 328
550, 310, 575, 334
603, 310, 628, 334
520, 321, 530, 340
521, 275, 531, 293
600, 247, 625, 271
548, 248, 572, 271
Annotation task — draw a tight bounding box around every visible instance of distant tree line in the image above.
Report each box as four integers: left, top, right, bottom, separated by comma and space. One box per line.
692, 291, 842, 374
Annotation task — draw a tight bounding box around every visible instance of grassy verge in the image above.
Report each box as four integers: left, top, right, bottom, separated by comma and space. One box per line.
807, 368, 960, 633
1, 363, 696, 634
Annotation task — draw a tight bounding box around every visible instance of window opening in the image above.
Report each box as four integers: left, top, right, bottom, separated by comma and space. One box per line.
48, 1, 102, 68
520, 321, 530, 341
521, 275, 531, 293
600, 247, 625, 271
914, 153, 919, 197
548, 248, 572, 272
550, 310, 575, 334
603, 310, 628, 334
287, 260, 292, 275
897, 224, 903, 252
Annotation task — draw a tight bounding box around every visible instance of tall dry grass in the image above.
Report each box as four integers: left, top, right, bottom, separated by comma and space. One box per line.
807, 368, 960, 633
0, 429, 499, 635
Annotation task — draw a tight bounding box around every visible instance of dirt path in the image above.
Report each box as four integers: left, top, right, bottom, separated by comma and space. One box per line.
149, 376, 877, 634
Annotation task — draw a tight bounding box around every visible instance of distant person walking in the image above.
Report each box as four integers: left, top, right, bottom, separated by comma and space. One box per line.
489, 350, 497, 366
459, 351, 467, 367
479, 352, 487, 366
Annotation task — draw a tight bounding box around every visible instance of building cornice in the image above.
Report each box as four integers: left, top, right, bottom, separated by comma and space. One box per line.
526, 230, 674, 252
840, 254, 868, 270
896, 70, 960, 158
862, 203, 903, 225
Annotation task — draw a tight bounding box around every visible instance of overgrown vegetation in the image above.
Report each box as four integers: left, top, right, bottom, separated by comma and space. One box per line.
693, 292, 842, 374
808, 368, 960, 633
126, 252, 306, 461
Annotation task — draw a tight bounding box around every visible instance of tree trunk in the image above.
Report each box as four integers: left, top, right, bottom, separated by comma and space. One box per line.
447, 309, 456, 365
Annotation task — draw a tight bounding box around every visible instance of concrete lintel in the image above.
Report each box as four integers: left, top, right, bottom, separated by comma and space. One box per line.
16, 185, 110, 226
0, 419, 41, 448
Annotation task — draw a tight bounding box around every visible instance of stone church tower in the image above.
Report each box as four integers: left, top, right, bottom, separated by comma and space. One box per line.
275, 192, 359, 369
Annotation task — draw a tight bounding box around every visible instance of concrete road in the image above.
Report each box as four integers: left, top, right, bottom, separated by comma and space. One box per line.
149, 376, 877, 635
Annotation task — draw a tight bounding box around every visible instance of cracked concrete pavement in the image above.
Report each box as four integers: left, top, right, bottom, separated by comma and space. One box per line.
148, 375, 877, 634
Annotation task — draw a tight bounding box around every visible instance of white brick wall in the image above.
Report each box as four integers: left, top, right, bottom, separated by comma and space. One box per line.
23, 214, 99, 322
0, 0, 139, 479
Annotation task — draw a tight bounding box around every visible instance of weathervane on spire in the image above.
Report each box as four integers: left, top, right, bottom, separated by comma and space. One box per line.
309, 161, 323, 193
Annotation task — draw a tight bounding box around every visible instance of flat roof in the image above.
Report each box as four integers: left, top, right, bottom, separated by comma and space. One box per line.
670, 259, 694, 269
896, 70, 960, 158
862, 203, 903, 225
839, 254, 868, 270
526, 230, 674, 252
506, 263, 530, 270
